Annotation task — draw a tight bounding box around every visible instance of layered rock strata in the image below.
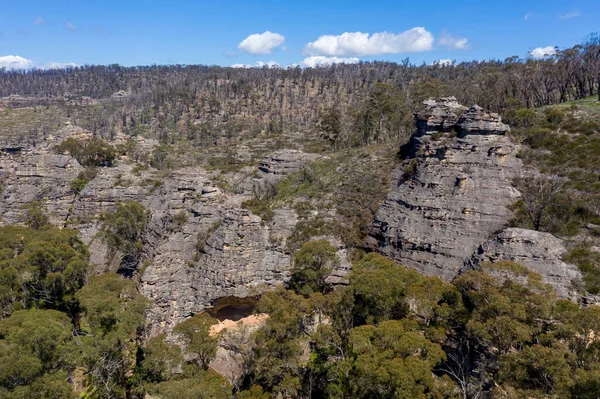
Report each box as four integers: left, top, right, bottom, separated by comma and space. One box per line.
368, 98, 520, 281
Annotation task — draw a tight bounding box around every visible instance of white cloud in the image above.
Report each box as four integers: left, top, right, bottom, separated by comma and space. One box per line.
302, 56, 360, 68
33, 17, 45, 25
303, 28, 434, 57
0, 55, 34, 70
238, 31, 285, 55
524, 12, 533, 21
432, 59, 454, 66
231, 60, 280, 68
529, 46, 557, 59
66, 21, 77, 30
438, 31, 469, 50
559, 10, 581, 19
45, 62, 78, 69
0, 55, 77, 70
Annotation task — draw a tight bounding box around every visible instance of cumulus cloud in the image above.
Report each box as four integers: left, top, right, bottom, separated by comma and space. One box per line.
529, 46, 557, 59
438, 31, 469, 50
231, 60, 280, 68
0, 55, 34, 70
302, 56, 360, 68
303, 28, 434, 57
33, 17, 45, 25
45, 62, 78, 69
432, 59, 454, 66
559, 10, 581, 19
238, 31, 285, 55
0, 55, 77, 70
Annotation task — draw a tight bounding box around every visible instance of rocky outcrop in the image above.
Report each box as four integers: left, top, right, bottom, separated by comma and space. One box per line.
368, 100, 522, 281
416, 97, 468, 133
258, 149, 320, 176
466, 228, 582, 299
0, 153, 84, 225
457, 105, 510, 135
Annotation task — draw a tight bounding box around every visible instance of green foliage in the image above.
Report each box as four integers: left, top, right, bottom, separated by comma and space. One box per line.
147, 369, 233, 399
344, 319, 447, 399
236, 385, 270, 399
352, 83, 413, 146
173, 313, 219, 371
505, 107, 538, 128
318, 106, 342, 149
20, 202, 49, 230
100, 200, 151, 267
0, 225, 90, 318
0, 309, 75, 396
54, 137, 116, 167
139, 335, 183, 383
498, 345, 574, 397
563, 246, 600, 294
76, 273, 147, 398
10, 371, 76, 399
70, 178, 89, 193
290, 240, 339, 296
350, 253, 422, 324
252, 288, 308, 394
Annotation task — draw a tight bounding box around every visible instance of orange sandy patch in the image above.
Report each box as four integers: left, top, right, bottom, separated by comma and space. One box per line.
210, 313, 269, 336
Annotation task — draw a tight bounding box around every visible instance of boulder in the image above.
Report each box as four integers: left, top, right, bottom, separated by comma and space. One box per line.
415, 97, 468, 133
466, 228, 582, 299
258, 149, 320, 176
457, 105, 510, 135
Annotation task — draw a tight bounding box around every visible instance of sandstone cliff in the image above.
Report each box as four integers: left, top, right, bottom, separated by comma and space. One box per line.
368, 98, 521, 280
368, 98, 584, 299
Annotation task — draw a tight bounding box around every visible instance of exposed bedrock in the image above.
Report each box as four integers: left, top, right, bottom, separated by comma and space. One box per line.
465, 228, 582, 299
368, 98, 522, 281
368, 98, 590, 300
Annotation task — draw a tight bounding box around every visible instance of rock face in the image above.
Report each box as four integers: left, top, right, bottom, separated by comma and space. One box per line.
368, 100, 522, 281
0, 153, 84, 225
466, 228, 582, 299
0, 133, 356, 335
457, 105, 510, 135
416, 97, 468, 133
258, 149, 320, 176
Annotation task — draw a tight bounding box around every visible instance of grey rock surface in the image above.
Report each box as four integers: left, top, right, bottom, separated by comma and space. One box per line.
368, 101, 522, 281
466, 228, 582, 299
0, 153, 84, 225
258, 149, 320, 176
457, 105, 510, 135
416, 97, 468, 133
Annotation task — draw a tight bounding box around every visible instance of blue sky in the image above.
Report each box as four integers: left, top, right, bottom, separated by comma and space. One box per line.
0, 0, 598, 69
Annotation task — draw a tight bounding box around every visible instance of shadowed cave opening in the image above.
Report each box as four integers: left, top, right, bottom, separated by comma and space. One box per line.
204, 296, 259, 322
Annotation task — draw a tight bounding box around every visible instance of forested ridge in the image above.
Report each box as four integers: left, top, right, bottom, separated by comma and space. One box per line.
0, 35, 599, 148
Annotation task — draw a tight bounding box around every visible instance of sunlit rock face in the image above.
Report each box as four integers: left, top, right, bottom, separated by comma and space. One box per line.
368, 99, 522, 281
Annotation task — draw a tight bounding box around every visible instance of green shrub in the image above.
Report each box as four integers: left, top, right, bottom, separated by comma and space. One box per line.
20, 202, 49, 230
241, 199, 274, 225
100, 201, 151, 271
54, 137, 116, 167
289, 240, 339, 296
70, 178, 88, 193
563, 245, 600, 294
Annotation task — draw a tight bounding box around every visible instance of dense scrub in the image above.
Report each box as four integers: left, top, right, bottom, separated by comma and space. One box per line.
508, 99, 600, 293
1, 226, 599, 398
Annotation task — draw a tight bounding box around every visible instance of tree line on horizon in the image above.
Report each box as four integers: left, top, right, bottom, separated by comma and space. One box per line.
0, 34, 598, 148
